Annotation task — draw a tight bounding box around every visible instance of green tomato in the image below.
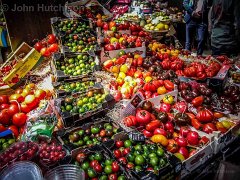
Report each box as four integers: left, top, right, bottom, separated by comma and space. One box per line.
87, 169, 96, 178
157, 147, 164, 157
118, 175, 126, 180
127, 153, 135, 162
135, 165, 143, 172
105, 159, 113, 166
135, 155, 145, 166
8, 139, 15, 144
81, 161, 90, 170
78, 130, 84, 136
65, 105, 73, 111
77, 140, 84, 146
83, 136, 90, 142
149, 153, 157, 159
104, 165, 112, 174
86, 140, 93, 145
94, 153, 103, 161
99, 175, 108, 180
124, 140, 132, 148
134, 144, 143, 152
91, 127, 100, 134
150, 157, 159, 166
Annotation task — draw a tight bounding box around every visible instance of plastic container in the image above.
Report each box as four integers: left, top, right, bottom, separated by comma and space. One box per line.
44, 164, 84, 180
0, 161, 43, 180
0, 142, 39, 170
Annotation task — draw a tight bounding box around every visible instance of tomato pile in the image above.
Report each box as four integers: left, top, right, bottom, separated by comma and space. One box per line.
75, 151, 127, 180
34, 34, 59, 57
112, 139, 168, 174
0, 83, 49, 137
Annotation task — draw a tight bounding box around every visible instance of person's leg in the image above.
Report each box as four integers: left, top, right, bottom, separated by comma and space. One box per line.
196, 23, 207, 55
185, 21, 195, 51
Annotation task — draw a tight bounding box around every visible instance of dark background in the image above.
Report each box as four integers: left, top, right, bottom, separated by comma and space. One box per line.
1, 0, 183, 52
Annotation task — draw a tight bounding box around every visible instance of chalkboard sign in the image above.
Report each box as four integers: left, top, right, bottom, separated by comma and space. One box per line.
129, 132, 145, 142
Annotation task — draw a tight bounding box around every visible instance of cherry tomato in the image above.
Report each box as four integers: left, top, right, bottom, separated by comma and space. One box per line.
48, 43, 59, 53
0, 109, 10, 125
7, 104, 20, 117
34, 41, 44, 52
40, 47, 51, 57
47, 34, 57, 44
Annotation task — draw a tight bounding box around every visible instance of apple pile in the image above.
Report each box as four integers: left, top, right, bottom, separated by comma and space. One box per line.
0, 83, 50, 138
34, 34, 59, 57
39, 140, 66, 166
0, 141, 39, 170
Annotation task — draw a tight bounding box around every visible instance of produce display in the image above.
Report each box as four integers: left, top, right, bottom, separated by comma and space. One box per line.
55, 54, 96, 76
60, 89, 107, 115
0, 0, 240, 179
65, 122, 121, 149
56, 80, 95, 94
110, 137, 169, 175
74, 151, 127, 179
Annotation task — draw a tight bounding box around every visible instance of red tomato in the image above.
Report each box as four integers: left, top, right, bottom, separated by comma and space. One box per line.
40, 47, 51, 57
178, 147, 189, 159
9, 94, 24, 103
24, 95, 38, 109
122, 148, 130, 156
93, 164, 103, 173
136, 110, 151, 125
164, 80, 174, 91
153, 128, 167, 136
8, 125, 19, 137
192, 96, 204, 107
143, 129, 153, 138
34, 89, 46, 100
0, 109, 10, 125
146, 120, 161, 132
0, 125, 7, 132
47, 34, 57, 44
48, 43, 59, 53
166, 139, 179, 153
0, 95, 9, 104
20, 102, 31, 113
118, 157, 127, 165
0, 103, 10, 110
202, 123, 217, 134
7, 104, 20, 117
187, 131, 199, 145
113, 149, 122, 159
12, 113, 27, 127
108, 174, 117, 180
90, 160, 99, 168
34, 41, 44, 52
176, 137, 188, 147
179, 126, 190, 138
196, 109, 214, 123
96, 19, 103, 27
115, 140, 124, 148
191, 118, 203, 130
112, 161, 120, 172
126, 162, 134, 169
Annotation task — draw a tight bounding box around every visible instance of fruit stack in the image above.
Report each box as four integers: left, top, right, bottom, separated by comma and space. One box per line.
60, 121, 122, 150
74, 149, 130, 180
53, 18, 98, 53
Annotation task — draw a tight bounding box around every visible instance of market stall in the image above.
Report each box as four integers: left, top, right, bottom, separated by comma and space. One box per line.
0, 0, 240, 179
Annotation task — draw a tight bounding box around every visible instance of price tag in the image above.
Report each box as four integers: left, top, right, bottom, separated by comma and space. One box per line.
129, 132, 145, 142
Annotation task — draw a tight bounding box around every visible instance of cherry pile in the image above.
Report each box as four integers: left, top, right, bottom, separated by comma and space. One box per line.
39, 140, 66, 166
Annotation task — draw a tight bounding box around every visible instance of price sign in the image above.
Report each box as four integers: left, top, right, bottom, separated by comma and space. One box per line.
129, 132, 145, 142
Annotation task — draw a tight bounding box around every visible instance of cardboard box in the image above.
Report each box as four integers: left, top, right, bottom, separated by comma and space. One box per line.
2, 43, 43, 88
100, 44, 146, 62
